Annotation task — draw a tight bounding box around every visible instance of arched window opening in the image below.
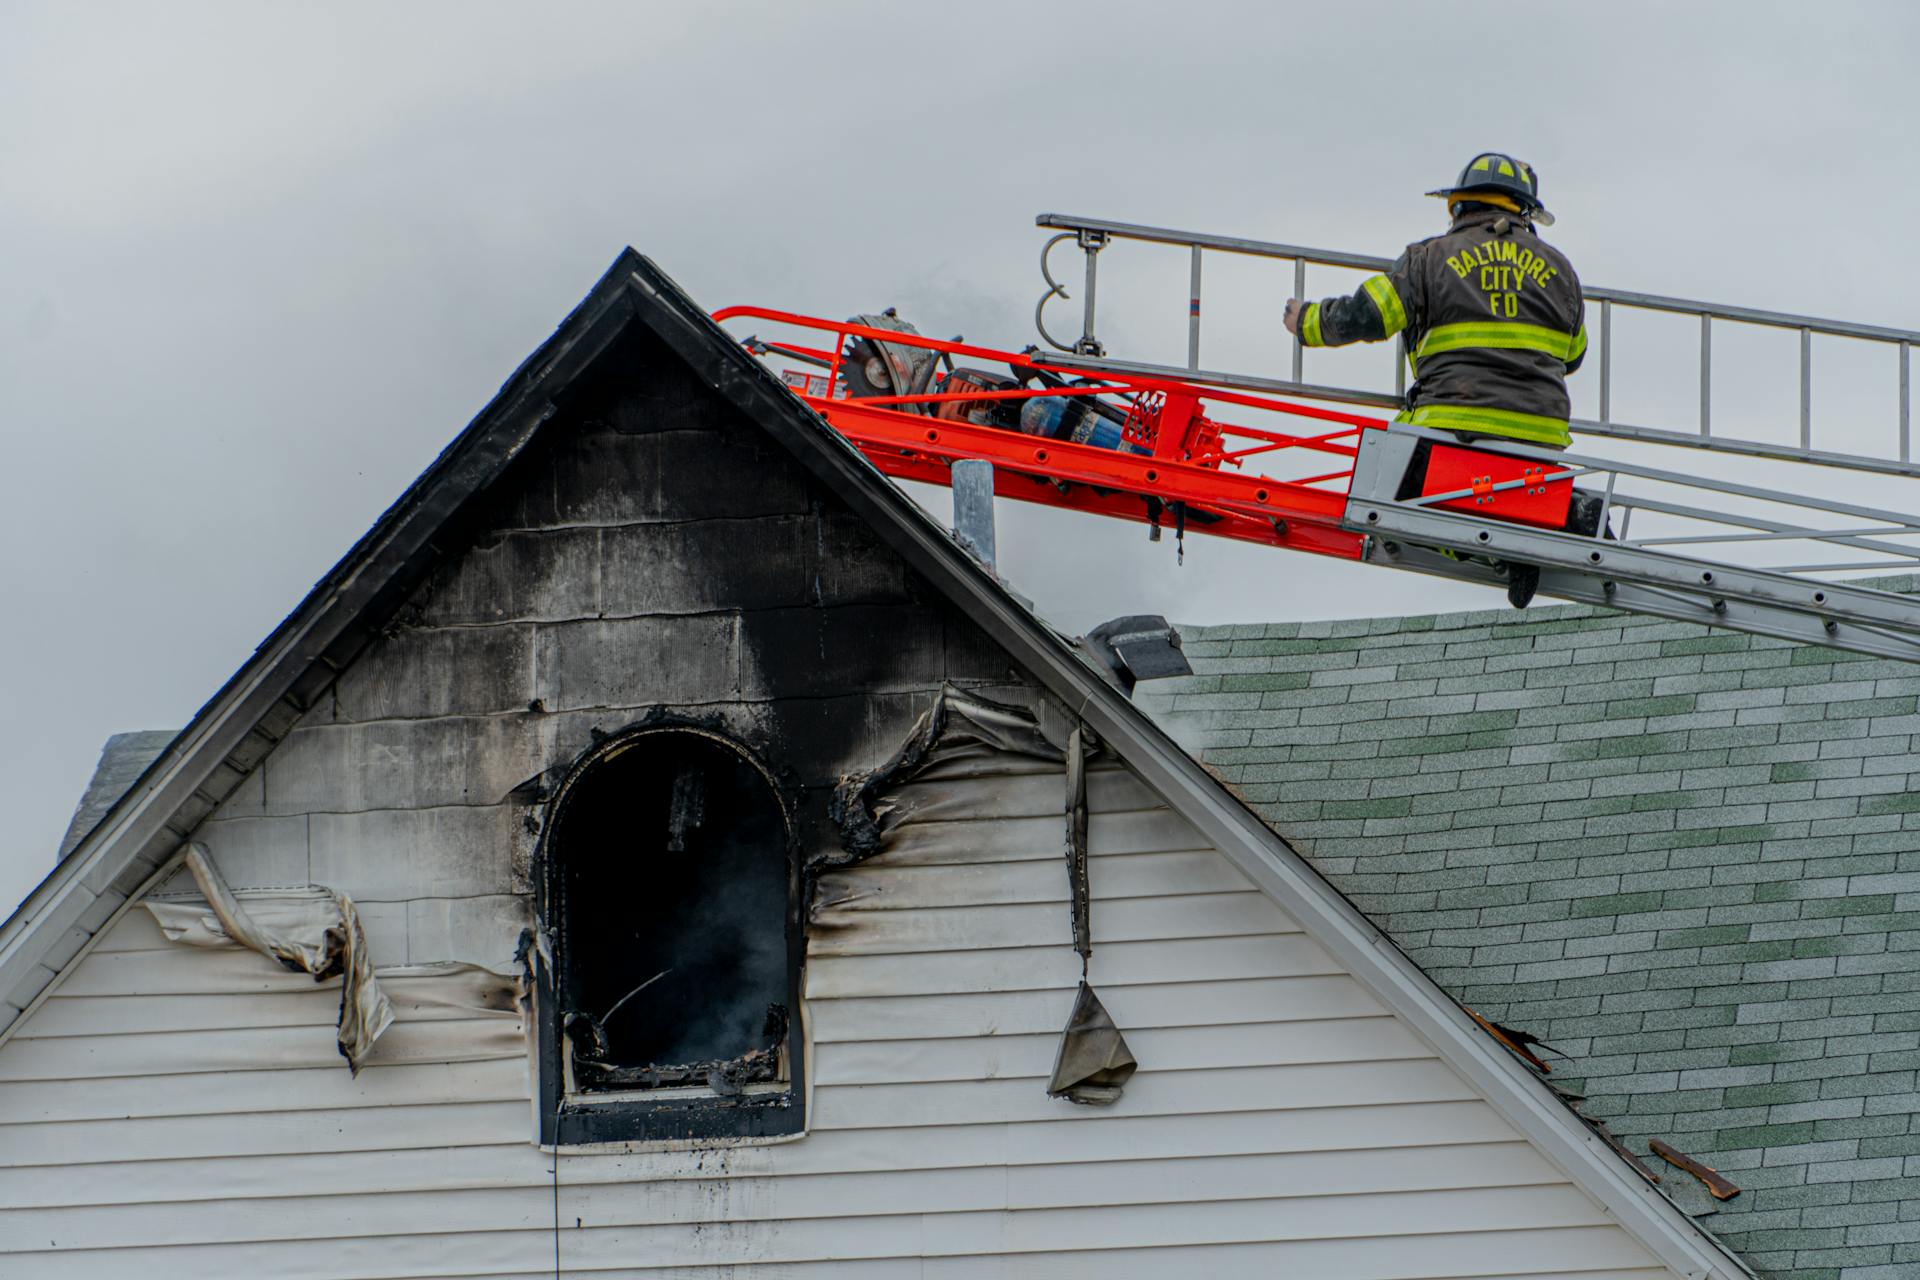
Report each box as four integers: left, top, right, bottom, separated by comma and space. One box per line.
541, 727, 800, 1139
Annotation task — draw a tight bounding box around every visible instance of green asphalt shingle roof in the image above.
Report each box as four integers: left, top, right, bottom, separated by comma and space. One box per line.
1141, 587, 1920, 1280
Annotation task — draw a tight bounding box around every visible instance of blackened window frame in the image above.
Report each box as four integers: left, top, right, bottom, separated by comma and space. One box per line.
535, 723, 806, 1145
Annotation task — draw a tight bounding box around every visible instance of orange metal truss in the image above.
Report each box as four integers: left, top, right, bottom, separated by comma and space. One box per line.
713, 306, 1384, 562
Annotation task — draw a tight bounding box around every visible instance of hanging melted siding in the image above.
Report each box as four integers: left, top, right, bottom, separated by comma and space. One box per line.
0, 756, 1676, 1279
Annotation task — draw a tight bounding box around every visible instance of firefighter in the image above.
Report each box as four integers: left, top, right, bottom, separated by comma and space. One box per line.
1282, 152, 1587, 606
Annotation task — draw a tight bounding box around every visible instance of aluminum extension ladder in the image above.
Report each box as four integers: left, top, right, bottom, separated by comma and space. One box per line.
1029, 213, 1920, 662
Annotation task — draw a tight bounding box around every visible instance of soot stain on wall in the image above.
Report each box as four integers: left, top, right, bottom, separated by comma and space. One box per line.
472, 321, 1024, 1143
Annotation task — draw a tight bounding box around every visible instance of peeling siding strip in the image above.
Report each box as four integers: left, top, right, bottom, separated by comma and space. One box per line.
148, 845, 393, 1071
1065, 725, 1093, 964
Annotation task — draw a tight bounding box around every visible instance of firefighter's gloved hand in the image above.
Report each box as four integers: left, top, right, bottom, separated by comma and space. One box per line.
1283, 298, 1303, 336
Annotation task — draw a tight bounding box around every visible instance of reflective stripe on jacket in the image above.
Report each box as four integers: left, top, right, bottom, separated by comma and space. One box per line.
1298, 207, 1586, 447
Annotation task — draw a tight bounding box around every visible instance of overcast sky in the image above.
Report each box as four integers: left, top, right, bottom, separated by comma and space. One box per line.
5, 1, 1918, 917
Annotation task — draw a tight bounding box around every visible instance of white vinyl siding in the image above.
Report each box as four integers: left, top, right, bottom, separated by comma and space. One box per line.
0, 757, 1675, 1278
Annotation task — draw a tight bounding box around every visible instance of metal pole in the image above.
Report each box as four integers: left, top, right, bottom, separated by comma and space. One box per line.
1188, 245, 1202, 370
950, 459, 997, 570
1902, 341, 1911, 464
1800, 327, 1812, 452
1599, 300, 1612, 424
1291, 259, 1306, 382
1699, 314, 1712, 437
1080, 235, 1102, 357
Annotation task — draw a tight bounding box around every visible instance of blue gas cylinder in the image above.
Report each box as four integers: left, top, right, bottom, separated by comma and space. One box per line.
1018, 397, 1144, 454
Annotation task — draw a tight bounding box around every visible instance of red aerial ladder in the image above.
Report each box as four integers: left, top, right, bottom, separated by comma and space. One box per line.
715, 213, 1920, 662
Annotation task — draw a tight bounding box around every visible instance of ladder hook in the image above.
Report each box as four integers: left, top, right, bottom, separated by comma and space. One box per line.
1035, 232, 1078, 352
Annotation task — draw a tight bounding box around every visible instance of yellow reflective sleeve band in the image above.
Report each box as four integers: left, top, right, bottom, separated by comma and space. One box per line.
1415, 321, 1581, 361
1361, 275, 1408, 337
1567, 324, 1589, 364
1399, 404, 1572, 448
1300, 302, 1324, 348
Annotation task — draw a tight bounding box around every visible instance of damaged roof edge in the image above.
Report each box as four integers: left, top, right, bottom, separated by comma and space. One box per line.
622, 264, 1755, 1280
1, 250, 1750, 1280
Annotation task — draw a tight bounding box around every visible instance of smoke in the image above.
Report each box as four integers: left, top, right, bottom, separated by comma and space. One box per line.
558, 734, 792, 1075
1147, 698, 1220, 760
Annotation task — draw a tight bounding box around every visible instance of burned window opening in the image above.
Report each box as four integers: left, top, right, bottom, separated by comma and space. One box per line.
538, 725, 803, 1144
574, 1004, 789, 1093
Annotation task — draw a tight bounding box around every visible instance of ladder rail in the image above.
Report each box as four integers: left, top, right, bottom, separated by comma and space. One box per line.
1346, 426, 1920, 639
1038, 212, 1920, 477
1372, 539, 1920, 663
1613, 497, 1920, 562
1358, 423, 1920, 563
